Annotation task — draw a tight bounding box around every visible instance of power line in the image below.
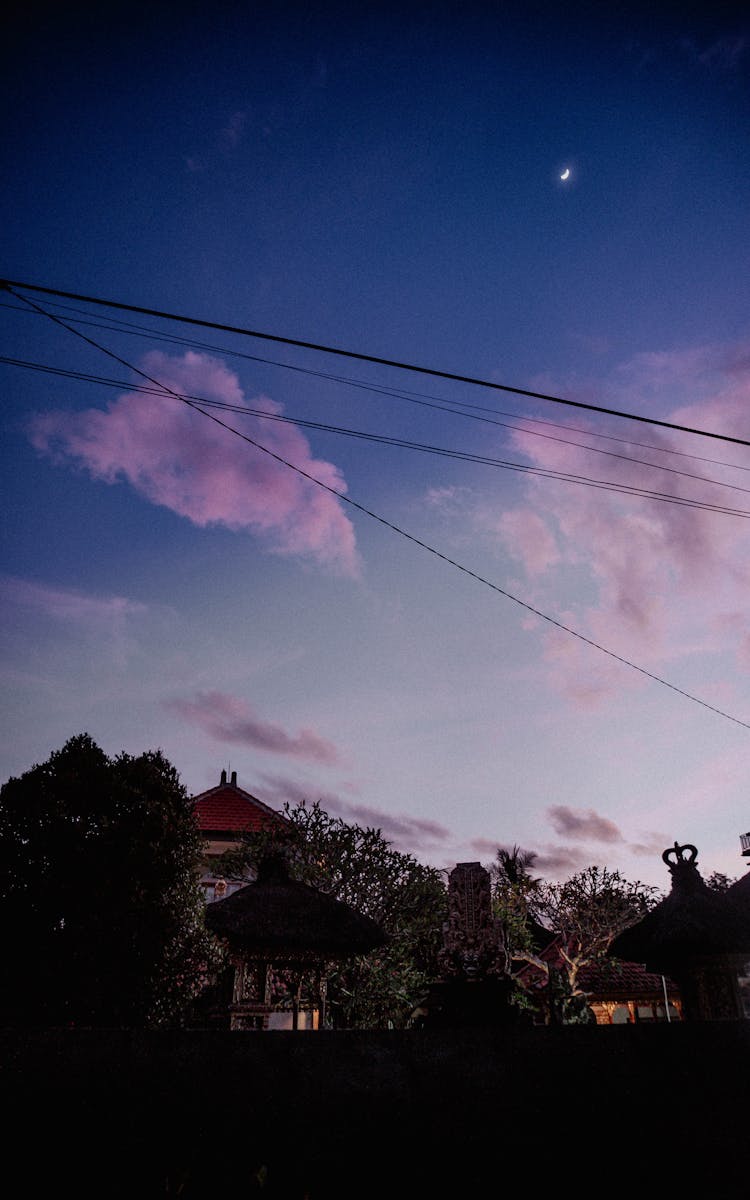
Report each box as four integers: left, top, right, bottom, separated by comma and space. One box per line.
5, 353, 750, 518
6, 295, 750, 481
9, 285, 750, 733
2, 275, 749, 447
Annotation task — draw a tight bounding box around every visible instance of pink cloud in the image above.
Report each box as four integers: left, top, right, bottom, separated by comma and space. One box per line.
493, 341, 750, 707
424, 485, 463, 508
495, 509, 560, 576
468, 837, 507, 858
333, 801, 451, 846
532, 845, 590, 878
254, 772, 452, 855
547, 805, 624, 844
629, 832, 672, 858
165, 691, 340, 765
29, 351, 359, 577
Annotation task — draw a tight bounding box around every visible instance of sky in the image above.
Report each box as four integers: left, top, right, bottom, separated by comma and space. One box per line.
2, 2, 749, 893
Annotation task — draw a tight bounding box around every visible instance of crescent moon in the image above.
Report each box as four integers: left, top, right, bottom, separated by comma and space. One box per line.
560, 168, 570, 181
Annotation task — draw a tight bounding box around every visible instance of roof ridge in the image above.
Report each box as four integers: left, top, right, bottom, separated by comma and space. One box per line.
192, 782, 281, 818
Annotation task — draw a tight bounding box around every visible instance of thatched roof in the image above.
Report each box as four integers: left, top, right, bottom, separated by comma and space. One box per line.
609, 843, 750, 972
727, 867, 750, 904
205, 853, 388, 960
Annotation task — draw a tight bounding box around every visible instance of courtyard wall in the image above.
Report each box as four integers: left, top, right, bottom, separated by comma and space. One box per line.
3, 1022, 747, 1196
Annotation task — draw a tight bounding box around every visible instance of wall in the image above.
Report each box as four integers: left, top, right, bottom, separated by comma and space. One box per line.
3, 1023, 748, 1197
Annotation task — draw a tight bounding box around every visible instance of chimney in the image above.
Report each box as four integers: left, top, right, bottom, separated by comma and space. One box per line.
220, 769, 227, 786
230, 770, 237, 787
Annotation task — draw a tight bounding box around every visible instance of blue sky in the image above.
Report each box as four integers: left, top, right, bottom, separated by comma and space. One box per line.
2, 3, 749, 890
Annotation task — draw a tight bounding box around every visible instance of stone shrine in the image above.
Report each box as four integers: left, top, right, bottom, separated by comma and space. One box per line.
412, 861, 520, 1028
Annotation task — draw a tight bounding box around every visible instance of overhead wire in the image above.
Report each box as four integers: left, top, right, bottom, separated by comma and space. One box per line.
3, 297, 750, 502
5, 283, 750, 733
6, 292, 750, 478
9, 290, 748, 477
2, 275, 749, 447
4, 352, 750, 518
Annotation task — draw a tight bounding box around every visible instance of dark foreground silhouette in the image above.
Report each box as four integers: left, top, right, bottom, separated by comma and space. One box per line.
4, 1023, 748, 1198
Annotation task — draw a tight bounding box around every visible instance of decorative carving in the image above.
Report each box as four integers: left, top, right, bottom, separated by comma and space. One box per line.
232, 959, 270, 1005
662, 842, 698, 867
410, 861, 519, 1029
438, 862, 505, 981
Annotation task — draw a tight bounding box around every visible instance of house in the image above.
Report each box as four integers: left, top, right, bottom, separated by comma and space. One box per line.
191, 775, 388, 1031
192, 769, 288, 902
576, 959, 682, 1024
513, 932, 682, 1025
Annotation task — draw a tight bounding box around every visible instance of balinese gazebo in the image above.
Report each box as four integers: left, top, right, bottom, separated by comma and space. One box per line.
202, 852, 387, 1030
609, 841, 750, 1021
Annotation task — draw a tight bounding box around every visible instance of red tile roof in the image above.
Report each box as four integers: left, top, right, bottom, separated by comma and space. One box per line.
578, 960, 679, 999
514, 934, 679, 999
193, 776, 286, 835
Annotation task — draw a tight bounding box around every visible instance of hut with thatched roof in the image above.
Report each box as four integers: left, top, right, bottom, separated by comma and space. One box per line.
609, 841, 750, 1021
201, 852, 387, 1030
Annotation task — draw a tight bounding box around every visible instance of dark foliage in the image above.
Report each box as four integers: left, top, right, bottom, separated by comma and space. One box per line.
0, 734, 222, 1028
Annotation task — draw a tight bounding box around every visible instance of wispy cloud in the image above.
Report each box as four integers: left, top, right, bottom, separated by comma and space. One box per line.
532, 845, 591, 877
547, 805, 624, 843
681, 34, 748, 72
495, 509, 560, 577
252, 771, 453, 855
185, 110, 249, 172
333, 800, 452, 846
0, 575, 146, 670
424, 485, 459, 507
220, 110, 247, 150
468, 837, 505, 858
165, 691, 340, 765
629, 832, 672, 858
252, 773, 352, 814
29, 351, 359, 576
0, 575, 145, 624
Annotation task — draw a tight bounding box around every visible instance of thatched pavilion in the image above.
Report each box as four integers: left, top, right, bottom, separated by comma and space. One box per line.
609, 841, 750, 1021
201, 852, 387, 1030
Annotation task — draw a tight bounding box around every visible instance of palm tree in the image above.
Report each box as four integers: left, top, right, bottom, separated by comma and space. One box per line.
494, 845, 540, 890
491, 845, 550, 980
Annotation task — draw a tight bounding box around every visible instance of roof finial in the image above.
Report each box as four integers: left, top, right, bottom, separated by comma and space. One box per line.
662, 842, 698, 868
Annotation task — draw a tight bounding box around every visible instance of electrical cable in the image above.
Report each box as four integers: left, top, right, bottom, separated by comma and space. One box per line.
4, 353, 749, 517
5, 295, 749, 481
8, 284, 750, 732
2, 275, 749, 447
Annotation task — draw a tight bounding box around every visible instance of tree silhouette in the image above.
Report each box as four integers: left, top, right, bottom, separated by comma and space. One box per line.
0, 734, 222, 1027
